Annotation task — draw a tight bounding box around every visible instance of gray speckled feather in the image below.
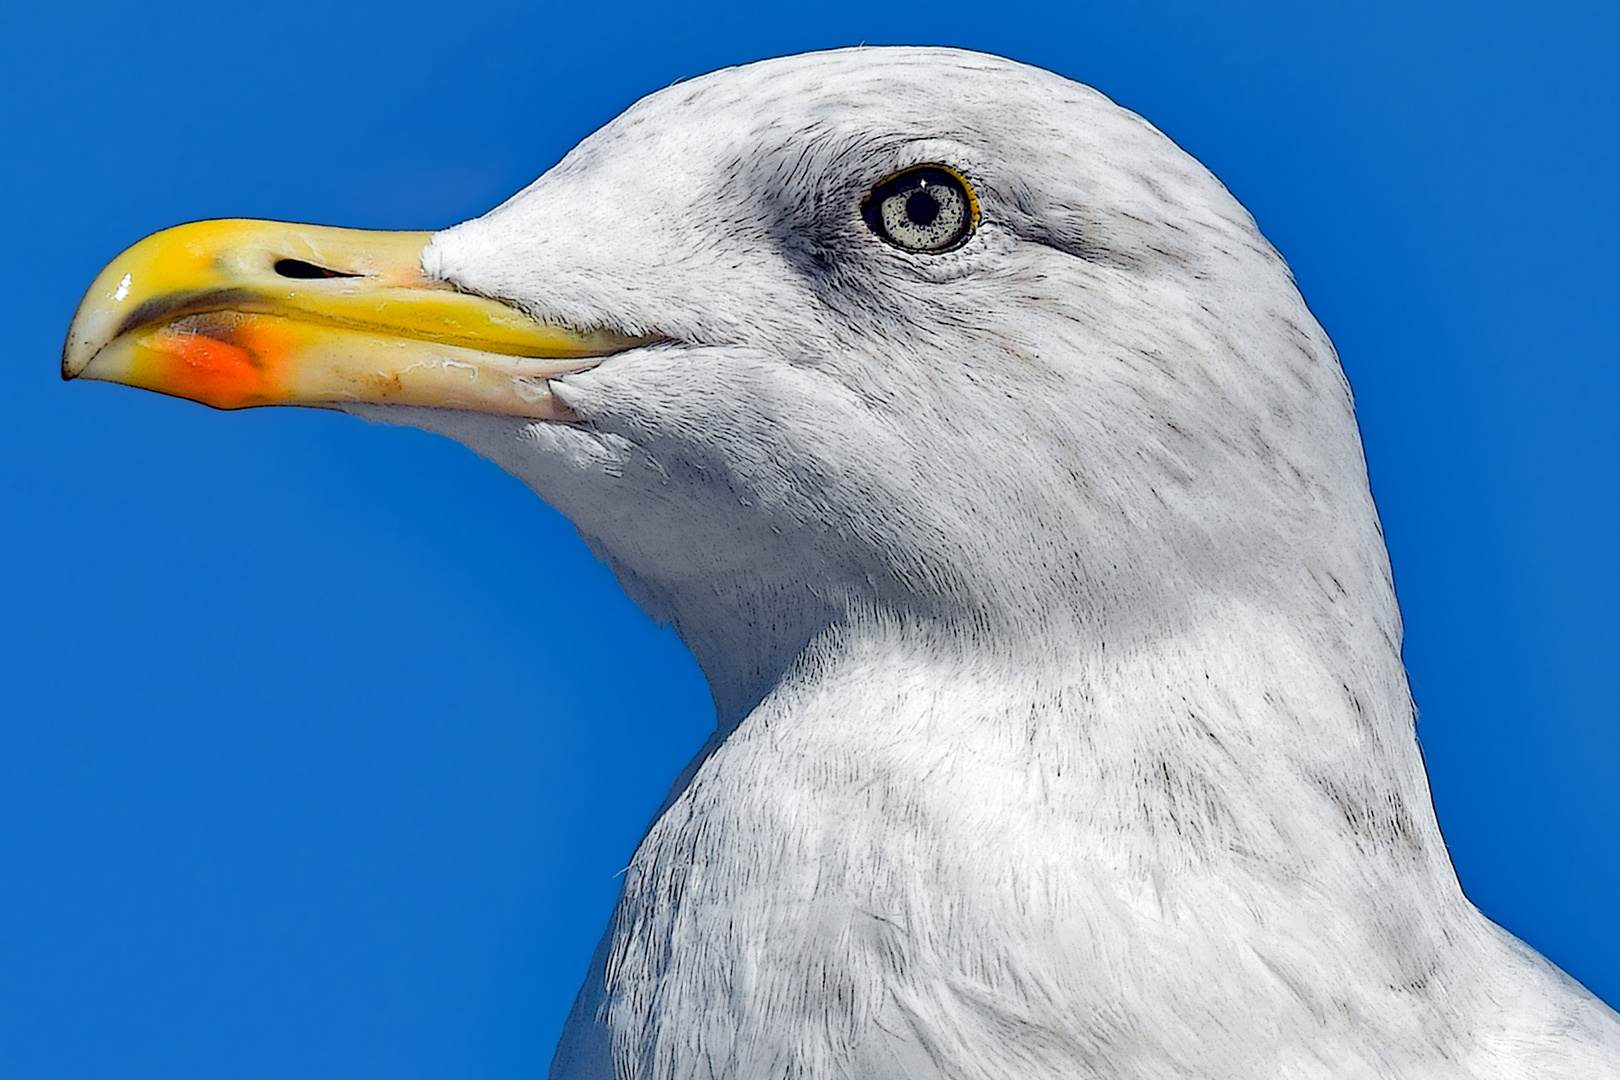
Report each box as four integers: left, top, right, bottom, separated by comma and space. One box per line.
354, 47, 1620, 1080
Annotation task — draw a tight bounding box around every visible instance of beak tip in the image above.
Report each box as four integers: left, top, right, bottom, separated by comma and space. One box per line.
61, 337, 92, 381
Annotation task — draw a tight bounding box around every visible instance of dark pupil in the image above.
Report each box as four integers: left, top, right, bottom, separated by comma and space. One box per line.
905, 190, 940, 226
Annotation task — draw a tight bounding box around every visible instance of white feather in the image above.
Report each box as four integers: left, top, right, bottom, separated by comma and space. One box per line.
353, 46, 1620, 1080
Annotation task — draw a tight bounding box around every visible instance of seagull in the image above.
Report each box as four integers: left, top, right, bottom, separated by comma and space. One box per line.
63, 46, 1620, 1080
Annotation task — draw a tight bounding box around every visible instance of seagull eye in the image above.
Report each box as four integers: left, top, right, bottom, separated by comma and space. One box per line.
862, 166, 978, 253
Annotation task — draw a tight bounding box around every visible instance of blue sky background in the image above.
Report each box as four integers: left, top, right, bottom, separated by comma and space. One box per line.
2, 1, 1616, 1076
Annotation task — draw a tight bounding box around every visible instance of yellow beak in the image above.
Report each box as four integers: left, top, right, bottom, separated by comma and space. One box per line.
63, 219, 650, 419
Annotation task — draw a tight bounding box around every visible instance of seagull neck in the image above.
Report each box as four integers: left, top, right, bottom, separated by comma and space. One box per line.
589, 603, 1471, 1077
667, 598, 1454, 892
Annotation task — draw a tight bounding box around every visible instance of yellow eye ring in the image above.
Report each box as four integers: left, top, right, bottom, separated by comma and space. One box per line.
862, 164, 980, 253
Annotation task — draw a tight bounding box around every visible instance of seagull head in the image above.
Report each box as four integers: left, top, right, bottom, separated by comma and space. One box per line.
64, 47, 1393, 725
72, 50, 1620, 1075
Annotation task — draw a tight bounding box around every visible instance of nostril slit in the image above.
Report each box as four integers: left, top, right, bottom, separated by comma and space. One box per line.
274, 259, 359, 279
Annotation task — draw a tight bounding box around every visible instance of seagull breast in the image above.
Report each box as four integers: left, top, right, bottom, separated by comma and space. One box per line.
64, 46, 1620, 1080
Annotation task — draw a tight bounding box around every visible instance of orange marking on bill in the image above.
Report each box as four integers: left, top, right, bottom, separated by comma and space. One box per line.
141, 314, 289, 409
